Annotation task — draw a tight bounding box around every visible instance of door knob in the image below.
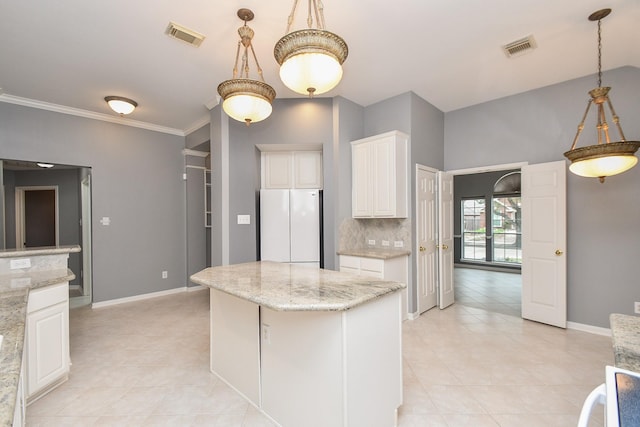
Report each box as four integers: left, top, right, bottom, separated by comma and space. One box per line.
442, 244, 449, 250
419, 246, 426, 252
555, 249, 563, 256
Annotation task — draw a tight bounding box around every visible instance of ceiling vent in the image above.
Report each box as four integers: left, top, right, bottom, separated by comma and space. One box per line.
502, 35, 537, 58
165, 22, 205, 47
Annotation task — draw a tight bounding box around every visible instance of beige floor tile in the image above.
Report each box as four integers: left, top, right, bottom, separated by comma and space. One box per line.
26, 271, 612, 426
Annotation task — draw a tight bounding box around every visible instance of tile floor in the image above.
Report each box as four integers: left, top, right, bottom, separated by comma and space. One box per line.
27, 271, 612, 426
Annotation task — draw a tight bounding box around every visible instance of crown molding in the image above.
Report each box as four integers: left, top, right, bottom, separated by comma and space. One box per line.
0, 93, 185, 136
184, 116, 211, 136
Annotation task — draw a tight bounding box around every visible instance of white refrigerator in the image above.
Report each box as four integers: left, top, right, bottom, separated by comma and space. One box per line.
260, 189, 321, 267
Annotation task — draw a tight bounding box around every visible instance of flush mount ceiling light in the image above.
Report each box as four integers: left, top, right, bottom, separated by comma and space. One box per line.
274, 0, 348, 97
564, 8, 640, 183
104, 96, 138, 116
36, 163, 54, 168
217, 8, 276, 126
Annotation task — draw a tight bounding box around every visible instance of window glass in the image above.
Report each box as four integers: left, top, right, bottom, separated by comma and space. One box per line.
461, 198, 486, 261
492, 196, 522, 264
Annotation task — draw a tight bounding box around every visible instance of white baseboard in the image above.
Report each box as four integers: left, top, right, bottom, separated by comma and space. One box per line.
186, 285, 208, 292
406, 311, 420, 321
567, 321, 611, 337
92, 286, 191, 309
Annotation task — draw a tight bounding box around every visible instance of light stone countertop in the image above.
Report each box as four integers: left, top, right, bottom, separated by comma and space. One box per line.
190, 261, 405, 312
0, 245, 80, 258
337, 248, 411, 259
610, 313, 640, 372
0, 248, 77, 426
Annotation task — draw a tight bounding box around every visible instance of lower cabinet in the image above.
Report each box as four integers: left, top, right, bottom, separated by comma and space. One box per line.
12, 360, 25, 427
25, 282, 70, 403
339, 254, 409, 319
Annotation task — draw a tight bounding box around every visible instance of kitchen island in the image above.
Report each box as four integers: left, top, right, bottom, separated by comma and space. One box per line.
190, 261, 405, 427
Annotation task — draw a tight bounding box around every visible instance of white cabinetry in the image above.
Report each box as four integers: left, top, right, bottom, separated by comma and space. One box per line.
351, 131, 408, 218
262, 151, 322, 189
12, 360, 25, 427
26, 282, 69, 402
340, 254, 409, 320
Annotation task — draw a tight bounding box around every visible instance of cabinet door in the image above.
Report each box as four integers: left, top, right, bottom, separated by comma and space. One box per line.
27, 301, 69, 398
372, 137, 396, 216
352, 143, 372, 217
294, 152, 323, 189
263, 152, 293, 188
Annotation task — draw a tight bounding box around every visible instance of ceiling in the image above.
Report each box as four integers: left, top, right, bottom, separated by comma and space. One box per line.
1, 0, 639, 135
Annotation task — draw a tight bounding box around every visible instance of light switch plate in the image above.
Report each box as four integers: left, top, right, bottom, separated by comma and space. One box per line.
381, 240, 390, 247
367, 239, 375, 246
394, 241, 404, 248
237, 215, 251, 225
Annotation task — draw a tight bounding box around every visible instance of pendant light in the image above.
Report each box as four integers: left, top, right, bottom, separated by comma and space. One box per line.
217, 9, 276, 126
274, 0, 348, 97
564, 8, 640, 183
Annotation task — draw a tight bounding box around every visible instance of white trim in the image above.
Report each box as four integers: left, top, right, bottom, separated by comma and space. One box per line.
256, 143, 323, 152
184, 116, 211, 136
187, 285, 208, 292
91, 286, 188, 308
185, 165, 207, 170
406, 311, 420, 321
567, 321, 612, 337
182, 149, 209, 158
447, 161, 528, 176
0, 93, 185, 136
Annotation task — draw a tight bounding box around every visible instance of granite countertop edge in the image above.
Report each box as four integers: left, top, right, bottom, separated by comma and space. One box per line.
337, 248, 411, 259
0, 245, 81, 259
0, 268, 76, 425
190, 261, 406, 312
610, 313, 640, 372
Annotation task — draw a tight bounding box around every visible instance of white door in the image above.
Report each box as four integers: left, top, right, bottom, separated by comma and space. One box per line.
417, 166, 438, 313
260, 189, 291, 262
521, 161, 567, 328
438, 171, 455, 309
290, 190, 320, 263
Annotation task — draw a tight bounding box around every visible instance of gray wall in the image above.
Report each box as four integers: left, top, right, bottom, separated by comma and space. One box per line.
362, 92, 445, 314
3, 168, 83, 285
210, 98, 335, 267
0, 103, 187, 302
445, 66, 640, 328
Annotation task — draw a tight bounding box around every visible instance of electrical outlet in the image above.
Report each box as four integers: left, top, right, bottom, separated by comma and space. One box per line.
10, 258, 31, 269
367, 239, 376, 246
162, 271, 168, 279
635, 302, 640, 314
394, 241, 404, 248
381, 240, 390, 247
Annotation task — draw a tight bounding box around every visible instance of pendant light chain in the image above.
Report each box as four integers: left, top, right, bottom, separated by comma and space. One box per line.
597, 19, 602, 88
285, 0, 326, 32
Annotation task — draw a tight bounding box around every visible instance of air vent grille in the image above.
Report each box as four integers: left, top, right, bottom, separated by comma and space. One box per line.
165, 22, 205, 47
503, 35, 537, 58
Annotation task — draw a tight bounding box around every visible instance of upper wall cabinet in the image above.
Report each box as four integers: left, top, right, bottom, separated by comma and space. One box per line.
262, 151, 323, 189
351, 131, 408, 218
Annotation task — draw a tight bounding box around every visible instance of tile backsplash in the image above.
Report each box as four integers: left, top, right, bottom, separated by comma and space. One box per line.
339, 218, 411, 251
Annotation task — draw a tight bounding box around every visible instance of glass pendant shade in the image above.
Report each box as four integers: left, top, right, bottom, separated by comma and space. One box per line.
219, 80, 274, 124
274, 3, 348, 97
279, 50, 343, 96
105, 96, 137, 115
566, 142, 640, 178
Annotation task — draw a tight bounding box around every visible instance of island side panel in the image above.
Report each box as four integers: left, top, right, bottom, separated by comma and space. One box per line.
344, 291, 403, 427
210, 289, 261, 407
260, 307, 344, 427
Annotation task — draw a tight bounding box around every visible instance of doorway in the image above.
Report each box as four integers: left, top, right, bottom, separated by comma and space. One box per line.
15, 186, 59, 248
